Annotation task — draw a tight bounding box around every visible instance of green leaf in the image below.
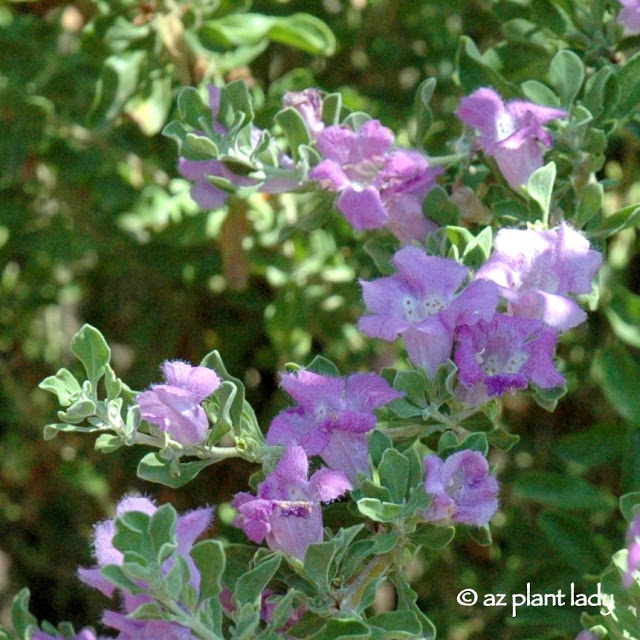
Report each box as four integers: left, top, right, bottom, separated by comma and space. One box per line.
71, 324, 111, 389
95, 433, 123, 453
275, 107, 311, 161
322, 92, 343, 126
177, 86, 212, 130
487, 427, 520, 451
422, 186, 460, 227
39, 368, 82, 406
369, 610, 422, 639
368, 430, 393, 468
392, 571, 436, 639
305, 355, 340, 378
526, 162, 556, 224
455, 36, 520, 98
101, 565, 147, 595
620, 491, 640, 526
468, 523, 492, 546
308, 618, 370, 640
137, 453, 214, 488
191, 539, 225, 605
149, 504, 178, 565
587, 204, 640, 239
125, 71, 172, 136
378, 448, 409, 503
592, 343, 640, 426
9, 589, 37, 637
268, 14, 336, 56
556, 423, 627, 467
411, 523, 455, 550
303, 525, 363, 592
89, 51, 147, 127
576, 182, 604, 227
392, 370, 427, 408
549, 50, 584, 106
538, 511, 603, 573
235, 553, 281, 606
521, 80, 561, 107
413, 77, 436, 147
514, 471, 614, 510
357, 498, 404, 522
613, 49, 640, 118
583, 66, 619, 121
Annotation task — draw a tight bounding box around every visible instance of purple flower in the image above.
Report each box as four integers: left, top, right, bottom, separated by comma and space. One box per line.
33, 632, 103, 640
266, 370, 402, 482
309, 120, 441, 242
617, 0, 640, 35
625, 513, 640, 587
282, 89, 325, 140
179, 85, 297, 210
422, 450, 499, 527
476, 222, 602, 331
359, 246, 498, 376
454, 314, 565, 404
78, 495, 213, 615
456, 87, 567, 190
574, 632, 599, 640
101, 614, 194, 640
137, 360, 221, 445
232, 443, 351, 560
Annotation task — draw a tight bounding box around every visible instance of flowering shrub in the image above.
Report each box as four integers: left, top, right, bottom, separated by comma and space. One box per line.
2, 2, 640, 640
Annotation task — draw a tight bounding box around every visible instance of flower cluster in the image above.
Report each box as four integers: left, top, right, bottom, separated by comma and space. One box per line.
78, 496, 213, 638
359, 220, 601, 404
232, 442, 351, 560
310, 118, 442, 243
456, 87, 567, 190
137, 360, 220, 445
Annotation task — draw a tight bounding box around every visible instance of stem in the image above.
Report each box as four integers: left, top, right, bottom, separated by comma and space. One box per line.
426, 152, 468, 167
338, 553, 395, 613
156, 595, 222, 640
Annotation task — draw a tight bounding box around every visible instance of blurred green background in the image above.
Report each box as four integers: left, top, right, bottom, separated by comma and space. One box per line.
1, 1, 639, 638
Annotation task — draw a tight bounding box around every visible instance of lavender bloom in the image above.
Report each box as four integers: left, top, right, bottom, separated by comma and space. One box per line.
574, 632, 599, 640
101, 614, 194, 640
266, 369, 402, 482
232, 443, 351, 560
33, 632, 103, 640
359, 246, 498, 376
137, 360, 221, 445
625, 512, 640, 587
476, 222, 602, 331
179, 85, 297, 210
617, 0, 640, 35
78, 495, 213, 614
309, 120, 442, 242
282, 89, 325, 140
454, 314, 565, 404
422, 450, 499, 527
456, 87, 567, 190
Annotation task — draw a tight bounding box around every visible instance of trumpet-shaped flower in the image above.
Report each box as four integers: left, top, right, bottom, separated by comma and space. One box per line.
137, 360, 221, 445
617, 0, 640, 35
310, 120, 441, 242
359, 245, 498, 376
476, 222, 602, 330
456, 87, 567, 190
266, 370, 403, 482
422, 450, 499, 527
454, 314, 565, 403
232, 443, 351, 560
